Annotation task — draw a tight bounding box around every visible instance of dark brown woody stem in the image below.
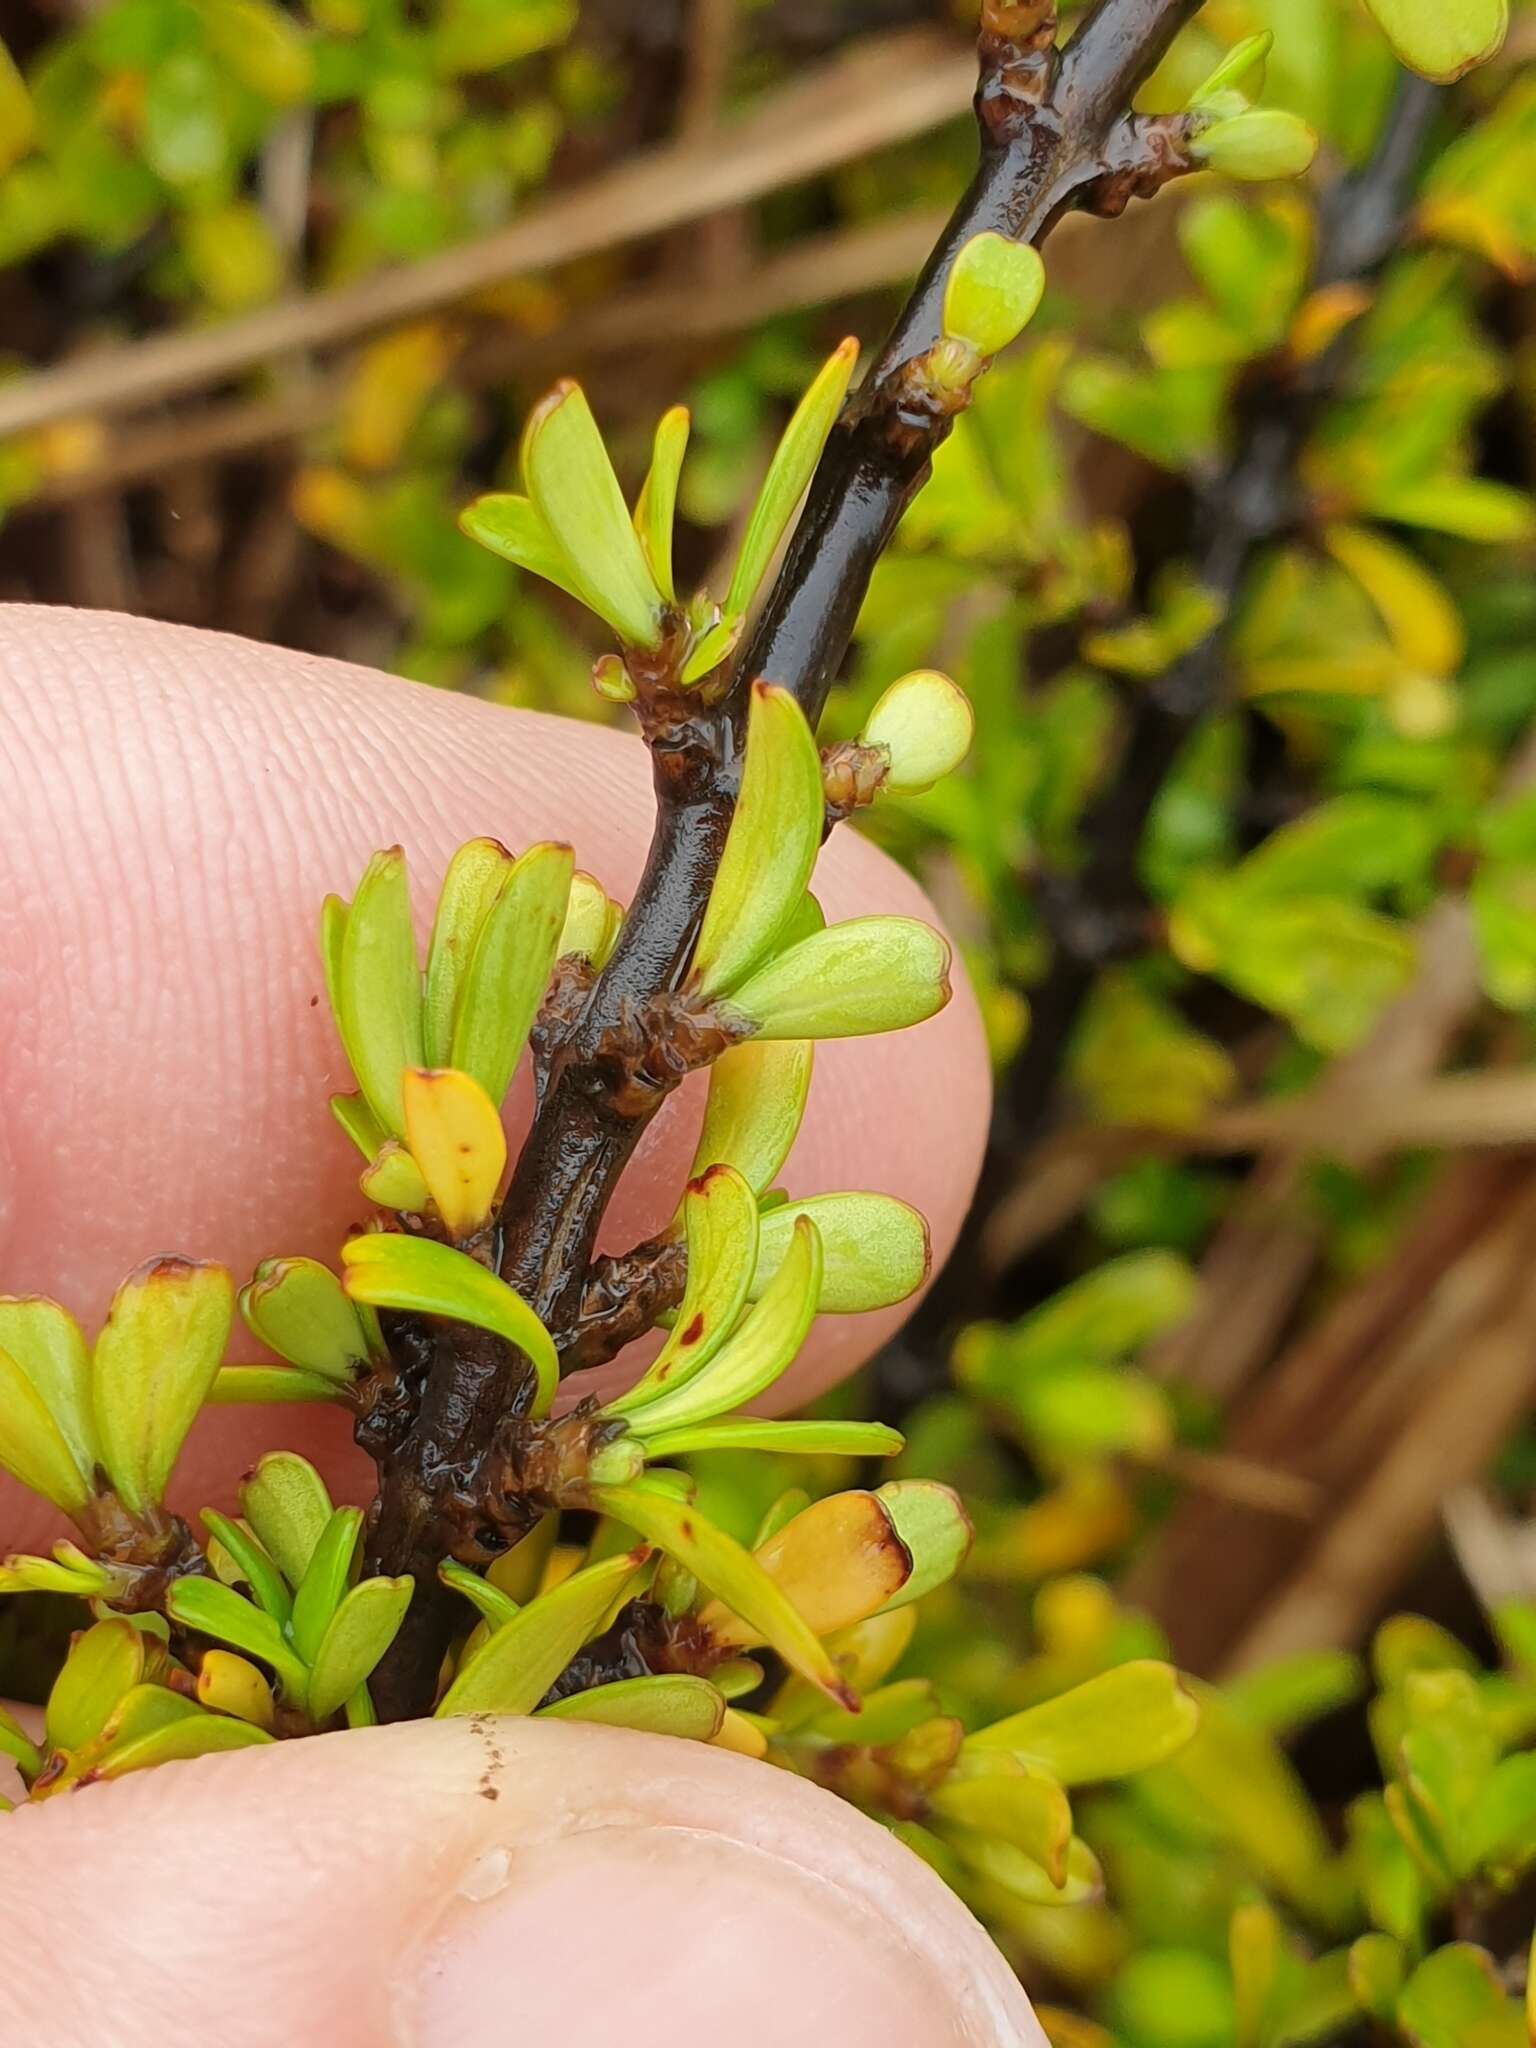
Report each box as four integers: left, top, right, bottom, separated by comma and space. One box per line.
997, 70, 1442, 1158
365, 0, 1210, 1719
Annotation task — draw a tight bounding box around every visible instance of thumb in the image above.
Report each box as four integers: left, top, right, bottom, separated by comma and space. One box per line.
0, 1718, 1043, 2048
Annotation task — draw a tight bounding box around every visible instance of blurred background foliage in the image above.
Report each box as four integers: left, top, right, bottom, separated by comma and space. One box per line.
2, 0, 1536, 2039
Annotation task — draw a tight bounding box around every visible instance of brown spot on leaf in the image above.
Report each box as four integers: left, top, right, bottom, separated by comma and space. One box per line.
680, 1314, 705, 1347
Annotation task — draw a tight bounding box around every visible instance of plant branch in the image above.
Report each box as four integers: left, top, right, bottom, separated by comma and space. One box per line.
998, 71, 1442, 1157
366, 0, 1214, 1720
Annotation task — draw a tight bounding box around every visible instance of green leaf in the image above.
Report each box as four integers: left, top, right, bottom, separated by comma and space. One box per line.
1350, 1933, 1408, 2021
239, 1453, 334, 1590
724, 339, 858, 621
458, 494, 592, 608
874, 1481, 973, 1611
207, 1366, 342, 1406
638, 1419, 903, 1463
197, 0, 313, 103
201, 1510, 292, 1622
679, 615, 744, 687
0, 1543, 112, 1599
953, 1827, 1103, 1907
969, 1661, 1199, 1784
934, 1764, 1074, 1887
1191, 110, 1318, 181
240, 1258, 369, 1382
1147, 1684, 1339, 1915
0, 39, 35, 177
589, 1482, 852, 1707
0, 1297, 97, 1490
166, 1579, 310, 1698
92, 1258, 234, 1515
521, 382, 663, 648
559, 873, 623, 966
290, 1507, 365, 1664
360, 1142, 432, 1214
606, 1165, 760, 1418
320, 893, 347, 1021
752, 1193, 928, 1314
96, 1708, 273, 1778
624, 1215, 822, 1436
422, 839, 517, 1066
635, 406, 689, 606
1359, 0, 1508, 81
0, 1339, 92, 1512
726, 917, 951, 1041
959, 1251, 1196, 1391
307, 1576, 413, 1723
341, 1235, 558, 1415
439, 1560, 521, 1630
941, 234, 1046, 358
687, 1040, 814, 1199
1462, 1751, 1536, 1872
1188, 29, 1273, 107
329, 1090, 387, 1167
860, 670, 974, 796
0, 1703, 40, 1783
804, 1677, 940, 1747
1365, 475, 1536, 544
1349, 1792, 1429, 1946
1224, 1650, 1364, 1738
537, 1674, 726, 1742
691, 683, 826, 1000
450, 841, 573, 1108
46, 1619, 146, 1753
437, 1548, 650, 1717
1396, 1944, 1524, 2048
334, 848, 425, 1140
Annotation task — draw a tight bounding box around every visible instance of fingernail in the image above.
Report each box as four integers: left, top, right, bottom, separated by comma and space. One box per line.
409, 1824, 981, 2048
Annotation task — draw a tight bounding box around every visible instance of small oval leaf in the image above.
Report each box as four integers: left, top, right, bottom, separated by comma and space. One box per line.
341, 1235, 558, 1415
334, 847, 425, 1140
725, 339, 858, 621
752, 1193, 929, 1314
92, 1258, 234, 1515
240, 1257, 369, 1382
522, 382, 664, 648
625, 1216, 822, 1437
726, 917, 952, 1041
307, 1575, 413, 1724
402, 1067, 508, 1239
692, 683, 826, 1000
687, 1039, 814, 1199
968, 1661, 1200, 1784
605, 1165, 760, 1419
1359, 0, 1507, 80
437, 1549, 650, 1718
589, 1481, 852, 1708
537, 1674, 725, 1742
450, 841, 574, 1109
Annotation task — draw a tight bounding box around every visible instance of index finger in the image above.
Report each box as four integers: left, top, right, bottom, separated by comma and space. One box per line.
0, 604, 988, 1545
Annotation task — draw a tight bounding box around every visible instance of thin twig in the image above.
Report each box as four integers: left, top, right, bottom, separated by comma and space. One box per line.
365, 0, 1211, 1720
997, 72, 1443, 1159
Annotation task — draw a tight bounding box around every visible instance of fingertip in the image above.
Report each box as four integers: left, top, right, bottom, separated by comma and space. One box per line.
0, 1719, 1042, 2047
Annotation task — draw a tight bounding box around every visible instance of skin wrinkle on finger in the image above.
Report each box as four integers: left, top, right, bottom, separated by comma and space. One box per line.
0, 1718, 1044, 2047
0, 604, 989, 1550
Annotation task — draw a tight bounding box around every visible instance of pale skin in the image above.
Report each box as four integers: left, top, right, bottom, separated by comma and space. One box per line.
0, 607, 1045, 2047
